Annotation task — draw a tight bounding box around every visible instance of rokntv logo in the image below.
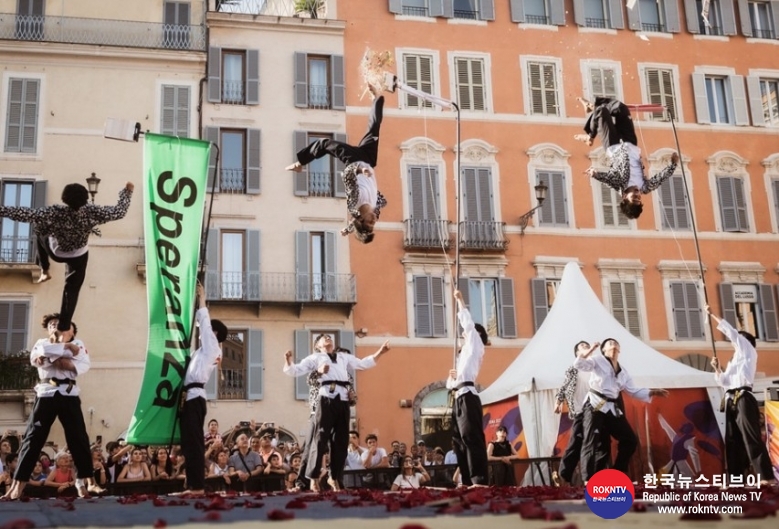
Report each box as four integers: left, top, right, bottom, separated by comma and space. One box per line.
584, 469, 634, 519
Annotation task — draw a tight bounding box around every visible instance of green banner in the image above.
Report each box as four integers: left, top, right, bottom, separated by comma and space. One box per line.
127, 133, 210, 445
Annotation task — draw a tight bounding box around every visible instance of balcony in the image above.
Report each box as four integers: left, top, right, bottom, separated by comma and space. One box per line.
216, 0, 328, 19
752, 27, 776, 39
402, 6, 429, 16
453, 10, 479, 20
307, 84, 331, 109
219, 369, 246, 400
585, 17, 607, 28
641, 22, 664, 32
0, 235, 39, 280
0, 13, 205, 51
309, 171, 335, 197
458, 221, 508, 251
219, 168, 245, 193
222, 81, 245, 105
403, 219, 451, 250
525, 15, 550, 25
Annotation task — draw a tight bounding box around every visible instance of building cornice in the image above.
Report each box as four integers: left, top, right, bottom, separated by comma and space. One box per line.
207, 13, 346, 35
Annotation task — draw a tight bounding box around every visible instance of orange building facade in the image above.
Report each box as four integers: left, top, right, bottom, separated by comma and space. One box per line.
338, 0, 779, 447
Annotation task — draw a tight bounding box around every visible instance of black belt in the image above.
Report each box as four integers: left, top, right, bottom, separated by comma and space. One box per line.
324, 380, 350, 393
721, 386, 752, 411
453, 381, 475, 391
590, 389, 618, 403
725, 385, 752, 396
183, 382, 205, 392
42, 378, 76, 394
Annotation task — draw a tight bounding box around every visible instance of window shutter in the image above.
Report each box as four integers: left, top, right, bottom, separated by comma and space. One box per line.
772, 1, 779, 36
456, 58, 470, 110
537, 171, 553, 225
673, 176, 690, 229
338, 330, 356, 392
573, 0, 586, 25
480, 0, 496, 20
295, 231, 310, 302
609, 0, 625, 28
204, 363, 217, 400
660, 69, 676, 120
21, 79, 39, 153
759, 284, 779, 341
293, 131, 309, 196
550, 0, 565, 24
430, 0, 446, 17
601, 184, 616, 227
659, 177, 675, 229
624, 282, 641, 336
294, 52, 308, 108
207, 47, 222, 102
528, 62, 542, 114
458, 277, 471, 307
247, 329, 264, 399
717, 177, 738, 231
531, 278, 549, 332
670, 282, 689, 338
0, 301, 28, 354
404, 54, 420, 107
161, 85, 175, 135
462, 167, 478, 221
685, 282, 704, 338
246, 128, 261, 194
720, 0, 737, 34
719, 282, 738, 328
746, 76, 766, 126
683, 0, 701, 33
246, 230, 260, 301
610, 282, 628, 328
737, 0, 752, 36
204, 126, 220, 192
773, 180, 779, 231
551, 172, 568, 225
294, 329, 311, 400
205, 228, 219, 300
246, 49, 260, 105
476, 168, 494, 221
419, 56, 433, 105
626, 3, 641, 30
431, 276, 447, 337
33, 179, 46, 207
733, 176, 748, 231
323, 231, 337, 302
5, 78, 24, 152
414, 276, 433, 337
692, 73, 711, 124
176, 86, 190, 137
334, 133, 347, 197
409, 166, 425, 219
664, 0, 681, 32
510, 0, 526, 22
441, 0, 454, 18
498, 278, 517, 338
331, 55, 346, 110
471, 59, 485, 111
730, 75, 750, 126
389, 0, 403, 14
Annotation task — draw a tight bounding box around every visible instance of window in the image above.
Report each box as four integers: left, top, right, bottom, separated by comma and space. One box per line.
406, 166, 448, 248
413, 276, 447, 337
163, 1, 190, 49
601, 184, 629, 227
203, 127, 261, 194
204, 329, 264, 400
658, 175, 691, 230
643, 68, 677, 121
0, 301, 29, 355
706, 76, 730, 123
692, 72, 749, 125
1, 180, 42, 263
399, 0, 430, 17
588, 66, 618, 100
583, 0, 610, 28
717, 176, 749, 232
4, 78, 40, 154
530, 277, 560, 331
510, 0, 566, 25
403, 54, 434, 108
160, 85, 190, 137
524, 0, 551, 24
458, 277, 516, 338
536, 171, 568, 227
454, 57, 486, 111
627, 0, 682, 33
670, 281, 704, 340
15, 0, 43, 41
720, 283, 779, 341
772, 178, 779, 229
294, 53, 345, 110
527, 61, 560, 115
747, 1, 775, 39
454, 0, 480, 19
461, 167, 505, 249
205, 229, 260, 301
609, 282, 641, 336
293, 131, 347, 197
293, 329, 355, 400
696, 0, 723, 34
295, 231, 339, 302
206, 47, 259, 105
747, 76, 779, 126
637, 0, 664, 31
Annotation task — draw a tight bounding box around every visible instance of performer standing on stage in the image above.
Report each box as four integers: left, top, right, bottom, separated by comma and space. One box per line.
706, 305, 776, 486
0, 182, 133, 339
2, 315, 100, 499
286, 86, 386, 243
447, 289, 489, 487
283, 335, 390, 491
575, 339, 668, 481
180, 282, 227, 495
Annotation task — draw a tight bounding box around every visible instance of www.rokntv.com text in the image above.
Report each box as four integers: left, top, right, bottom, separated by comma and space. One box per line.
643, 491, 763, 502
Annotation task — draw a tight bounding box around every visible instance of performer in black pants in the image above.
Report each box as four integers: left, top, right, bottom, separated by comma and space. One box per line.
180, 282, 227, 495
284, 335, 390, 491
447, 289, 490, 486
3, 314, 99, 499
286, 87, 387, 242
706, 305, 776, 486
575, 339, 668, 482
0, 182, 133, 336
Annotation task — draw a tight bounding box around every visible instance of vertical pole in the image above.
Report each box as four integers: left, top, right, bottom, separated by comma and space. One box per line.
453, 103, 461, 369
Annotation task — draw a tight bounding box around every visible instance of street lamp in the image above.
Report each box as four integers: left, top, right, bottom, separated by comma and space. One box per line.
519, 183, 548, 235
86, 172, 101, 203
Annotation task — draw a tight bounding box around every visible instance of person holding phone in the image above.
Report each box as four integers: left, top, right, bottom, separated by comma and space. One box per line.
390, 456, 429, 491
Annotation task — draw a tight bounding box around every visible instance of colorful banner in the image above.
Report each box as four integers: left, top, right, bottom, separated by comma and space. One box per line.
127, 133, 210, 444
766, 401, 779, 480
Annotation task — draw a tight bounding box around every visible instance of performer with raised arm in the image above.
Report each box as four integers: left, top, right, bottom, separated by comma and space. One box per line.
2, 315, 100, 499
706, 305, 776, 486
575, 338, 668, 481
286, 86, 386, 243
180, 282, 227, 495
0, 182, 133, 339
447, 289, 489, 487
283, 336, 390, 491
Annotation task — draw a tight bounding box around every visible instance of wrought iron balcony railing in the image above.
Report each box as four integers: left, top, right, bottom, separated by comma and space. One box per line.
458, 221, 508, 251
641, 22, 664, 32
0, 13, 205, 51
222, 81, 245, 105
307, 84, 331, 109
0, 353, 37, 391
309, 171, 335, 197
216, 0, 328, 19
752, 27, 776, 39
402, 6, 429, 16
206, 272, 356, 304
585, 17, 608, 28
702, 24, 723, 35
219, 369, 246, 400
403, 219, 451, 250
220, 168, 245, 193
453, 10, 479, 20
525, 15, 550, 25
0, 235, 35, 264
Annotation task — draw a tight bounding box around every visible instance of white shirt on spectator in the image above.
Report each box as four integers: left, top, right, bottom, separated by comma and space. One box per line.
31, 339, 90, 398
446, 309, 484, 398
284, 351, 378, 401
392, 472, 424, 489
574, 352, 651, 416
444, 450, 457, 465
361, 447, 387, 468
183, 308, 222, 401
211, 462, 229, 476
714, 319, 757, 390
345, 446, 366, 470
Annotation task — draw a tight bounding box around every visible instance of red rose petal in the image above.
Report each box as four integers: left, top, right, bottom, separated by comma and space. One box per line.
152, 498, 168, 507
204, 496, 233, 511
267, 509, 295, 521
204, 512, 221, 521
285, 498, 307, 509
153, 520, 167, 528
437, 503, 465, 515
544, 510, 565, 521
243, 500, 265, 508
0, 519, 36, 529
516, 502, 547, 519
632, 502, 648, 512
386, 500, 401, 512
399, 525, 429, 529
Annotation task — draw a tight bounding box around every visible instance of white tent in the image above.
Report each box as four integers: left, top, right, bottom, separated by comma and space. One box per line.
479, 262, 723, 479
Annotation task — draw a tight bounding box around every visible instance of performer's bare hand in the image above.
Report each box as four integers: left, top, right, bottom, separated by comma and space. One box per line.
284, 350, 293, 362
585, 167, 597, 178
64, 342, 80, 356
553, 401, 562, 414
453, 289, 463, 302
671, 152, 679, 165
318, 364, 330, 375
125, 182, 134, 192
378, 340, 390, 354
710, 357, 719, 370
704, 304, 711, 315
649, 389, 669, 398
35, 356, 45, 366
223, 475, 231, 485
448, 369, 457, 379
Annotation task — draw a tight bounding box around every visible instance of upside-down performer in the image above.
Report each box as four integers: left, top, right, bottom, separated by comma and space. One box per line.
0, 182, 133, 338
286, 85, 387, 244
